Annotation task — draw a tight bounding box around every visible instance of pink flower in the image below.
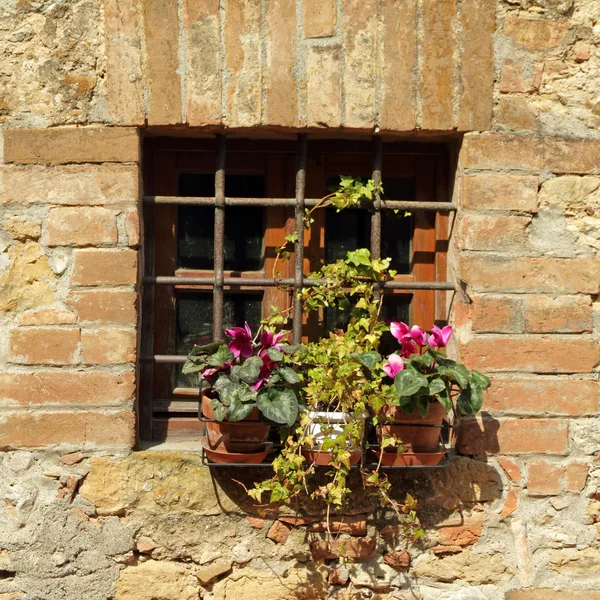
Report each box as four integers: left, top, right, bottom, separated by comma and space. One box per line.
225, 322, 253, 358
428, 325, 453, 349
400, 339, 418, 358
201, 363, 232, 384
259, 330, 285, 355
252, 354, 277, 391
410, 326, 426, 346
390, 321, 410, 341
383, 353, 405, 378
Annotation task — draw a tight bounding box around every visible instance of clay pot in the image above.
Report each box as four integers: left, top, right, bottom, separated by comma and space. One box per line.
378, 401, 446, 453
202, 394, 270, 454
200, 436, 272, 465
372, 448, 445, 467
303, 448, 362, 467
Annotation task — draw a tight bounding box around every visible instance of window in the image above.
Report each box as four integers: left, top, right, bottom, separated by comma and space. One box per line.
140, 136, 454, 442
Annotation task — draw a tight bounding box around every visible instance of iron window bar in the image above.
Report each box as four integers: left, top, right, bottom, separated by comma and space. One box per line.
142, 196, 457, 212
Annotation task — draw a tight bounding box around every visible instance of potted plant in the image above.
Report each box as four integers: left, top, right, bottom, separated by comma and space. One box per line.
375, 321, 491, 465
183, 323, 301, 463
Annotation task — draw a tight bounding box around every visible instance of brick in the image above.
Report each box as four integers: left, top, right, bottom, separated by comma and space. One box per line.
311, 537, 376, 560
185, 0, 222, 126
461, 174, 539, 212
496, 96, 539, 132
0, 412, 135, 450
9, 328, 80, 365
459, 215, 530, 252
566, 462, 588, 493
0, 165, 139, 207
457, 0, 494, 130
329, 568, 349, 585
306, 47, 342, 128
17, 308, 78, 326
438, 525, 482, 547
304, 0, 336, 38
136, 536, 159, 554
499, 59, 543, 94
457, 418, 569, 455
308, 515, 367, 535
421, 0, 456, 130
124, 211, 141, 247
501, 487, 520, 518
266, 520, 291, 544
2, 128, 139, 165
506, 591, 600, 600
342, 0, 377, 129
47, 207, 118, 247
465, 296, 520, 333
71, 249, 138, 286
380, 0, 417, 131
103, 0, 145, 124
67, 290, 137, 324
0, 372, 135, 406
484, 379, 598, 416
461, 336, 599, 374
246, 516, 265, 529
527, 460, 565, 496
499, 457, 522, 482
263, 0, 298, 127
383, 551, 411, 571
224, 0, 261, 127
522, 295, 592, 333
81, 329, 137, 364
460, 256, 600, 294
462, 133, 600, 174
504, 14, 571, 50
143, 0, 182, 125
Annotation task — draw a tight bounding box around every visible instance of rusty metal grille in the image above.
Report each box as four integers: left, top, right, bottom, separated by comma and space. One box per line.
140, 134, 457, 440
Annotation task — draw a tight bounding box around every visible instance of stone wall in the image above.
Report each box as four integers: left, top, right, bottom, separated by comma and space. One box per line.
0, 0, 599, 599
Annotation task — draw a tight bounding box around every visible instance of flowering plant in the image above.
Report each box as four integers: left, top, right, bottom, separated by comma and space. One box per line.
182, 324, 301, 426
381, 321, 491, 417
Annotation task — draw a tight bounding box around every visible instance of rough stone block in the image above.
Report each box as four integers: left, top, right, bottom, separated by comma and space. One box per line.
457, 418, 569, 455
143, 0, 182, 125
47, 207, 118, 247
2, 128, 139, 164
484, 378, 598, 416
506, 591, 600, 600
0, 165, 139, 207
504, 14, 571, 50
461, 174, 539, 212
185, 0, 222, 126
527, 459, 565, 496
67, 290, 137, 324
304, 0, 336, 37
0, 371, 135, 406
461, 336, 599, 374
0, 412, 135, 450
9, 327, 80, 365
306, 46, 342, 128
81, 329, 137, 364
71, 249, 138, 286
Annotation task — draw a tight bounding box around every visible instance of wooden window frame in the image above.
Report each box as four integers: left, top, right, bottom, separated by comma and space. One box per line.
140, 135, 455, 443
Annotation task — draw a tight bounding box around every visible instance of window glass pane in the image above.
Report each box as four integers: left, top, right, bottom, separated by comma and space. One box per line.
325, 208, 370, 263
177, 174, 265, 271
379, 295, 412, 356
174, 292, 263, 387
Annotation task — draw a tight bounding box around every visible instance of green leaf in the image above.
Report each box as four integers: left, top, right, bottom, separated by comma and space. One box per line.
436, 387, 453, 412
352, 351, 382, 371
238, 356, 263, 384
207, 345, 234, 367
411, 350, 435, 368
428, 377, 446, 396
471, 370, 492, 390
226, 385, 258, 421
280, 344, 299, 355
190, 341, 225, 356
394, 369, 428, 397
346, 248, 372, 267
267, 348, 284, 362
439, 363, 470, 389
182, 358, 206, 375
214, 376, 236, 404
257, 387, 299, 426
418, 396, 430, 418
277, 367, 300, 385
211, 398, 227, 421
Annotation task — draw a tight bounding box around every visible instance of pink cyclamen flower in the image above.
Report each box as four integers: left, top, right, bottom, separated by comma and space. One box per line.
428, 325, 453, 349
252, 354, 277, 391
410, 325, 426, 346
390, 321, 411, 341
383, 353, 405, 378
259, 330, 285, 354
201, 362, 232, 384
400, 339, 418, 358
225, 322, 254, 358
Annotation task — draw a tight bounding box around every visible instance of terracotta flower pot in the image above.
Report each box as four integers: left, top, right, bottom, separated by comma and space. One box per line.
378, 401, 446, 453
200, 436, 272, 464
202, 394, 270, 454
303, 448, 362, 466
